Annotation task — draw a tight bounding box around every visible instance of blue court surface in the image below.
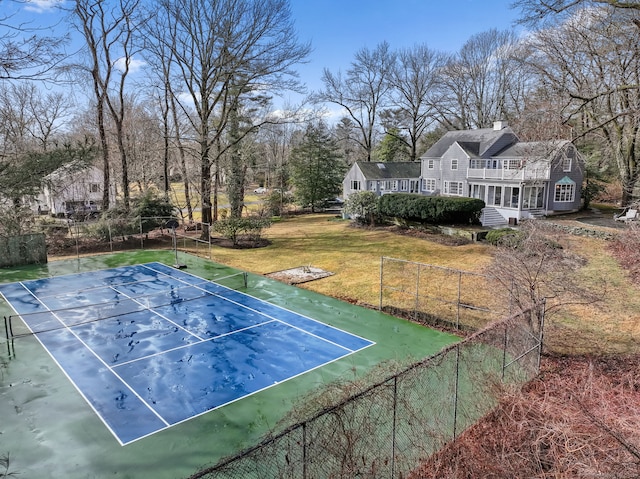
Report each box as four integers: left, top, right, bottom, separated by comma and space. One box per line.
0, 262, 374, 445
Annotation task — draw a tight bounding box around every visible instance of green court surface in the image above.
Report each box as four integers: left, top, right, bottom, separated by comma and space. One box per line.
0, 250, 459, 479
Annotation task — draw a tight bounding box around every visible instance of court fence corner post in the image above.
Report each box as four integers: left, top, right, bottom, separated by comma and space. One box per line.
379, 256, 384, 311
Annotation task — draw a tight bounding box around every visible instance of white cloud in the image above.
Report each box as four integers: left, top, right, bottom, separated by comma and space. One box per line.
24, 0, 64, 13
113, 57, 147, 74
320, 105, 348, 123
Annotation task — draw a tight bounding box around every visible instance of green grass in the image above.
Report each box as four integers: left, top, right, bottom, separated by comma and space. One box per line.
193, 213, 640, 356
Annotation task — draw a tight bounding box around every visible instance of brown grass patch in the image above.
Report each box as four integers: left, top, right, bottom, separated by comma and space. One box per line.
410, 354, 640, 479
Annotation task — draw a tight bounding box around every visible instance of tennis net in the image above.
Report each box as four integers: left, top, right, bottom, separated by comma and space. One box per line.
3, 272, 250, 339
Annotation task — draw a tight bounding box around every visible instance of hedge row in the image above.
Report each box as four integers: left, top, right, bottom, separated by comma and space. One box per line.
377, 193, 485, 224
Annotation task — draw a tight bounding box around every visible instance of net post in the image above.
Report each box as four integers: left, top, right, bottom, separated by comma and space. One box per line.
243, 272, 248, 289
4, 315, 14, 340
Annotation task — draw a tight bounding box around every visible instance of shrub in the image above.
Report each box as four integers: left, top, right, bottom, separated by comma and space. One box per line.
133, 190, 177, 233
263, 190, 294, 217
343, 191, 380, 225
378, 194, 484, 224
212, 216, 272, 246
486, 228, 522, 246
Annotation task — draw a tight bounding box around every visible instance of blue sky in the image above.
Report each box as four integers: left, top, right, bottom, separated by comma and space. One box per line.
289, 0, 522, 96
6, 0, 522, 111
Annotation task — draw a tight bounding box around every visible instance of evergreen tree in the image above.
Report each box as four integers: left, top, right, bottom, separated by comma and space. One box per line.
290, 122, 346, 212
373, 127, 410, 162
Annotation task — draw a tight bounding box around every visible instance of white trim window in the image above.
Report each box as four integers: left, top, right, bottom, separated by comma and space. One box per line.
562, 157, 572, 172
400, 180, 408, 191
444, 181, 463, 196
427, 159, 435, 169
382, 180, 397, 191
350, 180, 361, 191
451, 159, 458, 170
503, 159, 522, 170
423, 178, 436, 192
555, 182, 575, 202
368, 181, 377, 191
522, 186, 545, 209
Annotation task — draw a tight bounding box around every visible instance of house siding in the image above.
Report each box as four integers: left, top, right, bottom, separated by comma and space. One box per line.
439, 144, 469, 195
547, 145, 582, 212
342, 164, 366, 198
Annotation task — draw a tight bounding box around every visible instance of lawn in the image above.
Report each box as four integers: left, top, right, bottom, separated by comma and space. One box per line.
198, 213, 640, 355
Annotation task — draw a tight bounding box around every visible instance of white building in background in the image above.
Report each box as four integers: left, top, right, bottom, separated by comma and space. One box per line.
34, 162, 115, 218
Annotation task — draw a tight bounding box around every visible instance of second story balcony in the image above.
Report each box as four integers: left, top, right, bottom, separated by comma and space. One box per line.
467, 159, 550, 181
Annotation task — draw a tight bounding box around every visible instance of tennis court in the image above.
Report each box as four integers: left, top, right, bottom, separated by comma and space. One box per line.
0, 251, 459, 478
0, 262, 373, 445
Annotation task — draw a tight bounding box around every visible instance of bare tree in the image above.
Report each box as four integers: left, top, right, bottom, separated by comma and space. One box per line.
513, 0, 640, 27
333, 117, 360, 166
520, 7, 640, 204
386, 44, 445, 161
0, 81, 71, 155
436, 29, 524, 130
484, 221, 601, 321
72, 0, 145, 211
142, 7, 196, 220
149, 0, 309, 227
317, 41, 395, 162
0, 0, 66, 80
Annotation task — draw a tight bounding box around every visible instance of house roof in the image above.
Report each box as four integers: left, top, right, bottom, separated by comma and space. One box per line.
44, 160, 97, 181
422, 126, 517, 159
355, 161, 421, 180
493, 140, 571, 159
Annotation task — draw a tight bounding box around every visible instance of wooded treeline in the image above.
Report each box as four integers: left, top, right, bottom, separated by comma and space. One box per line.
1, 0, 639, 227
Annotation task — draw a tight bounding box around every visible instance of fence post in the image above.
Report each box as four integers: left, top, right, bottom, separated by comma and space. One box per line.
456, 271, 462, 330
391, 376, 398, 479
379, 257, 384, 311
537, 300, 546, 373
453, 345, 461, 439
139, 217, 144, 250
72, 221, 79, 261
414, 264, 421, 321
108, 221, 113, 252
302, 422, 307, 479
502, 321, 508, 380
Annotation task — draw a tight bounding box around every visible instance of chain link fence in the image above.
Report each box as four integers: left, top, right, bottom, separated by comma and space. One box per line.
34, 216, 212, 259
187, 302, 544, 478
379, 256, 508, 331
0, 233, 47, 267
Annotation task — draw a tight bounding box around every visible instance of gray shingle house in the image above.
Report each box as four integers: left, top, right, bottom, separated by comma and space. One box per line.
342, 161, 421, 198
343, 121, 584, 226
